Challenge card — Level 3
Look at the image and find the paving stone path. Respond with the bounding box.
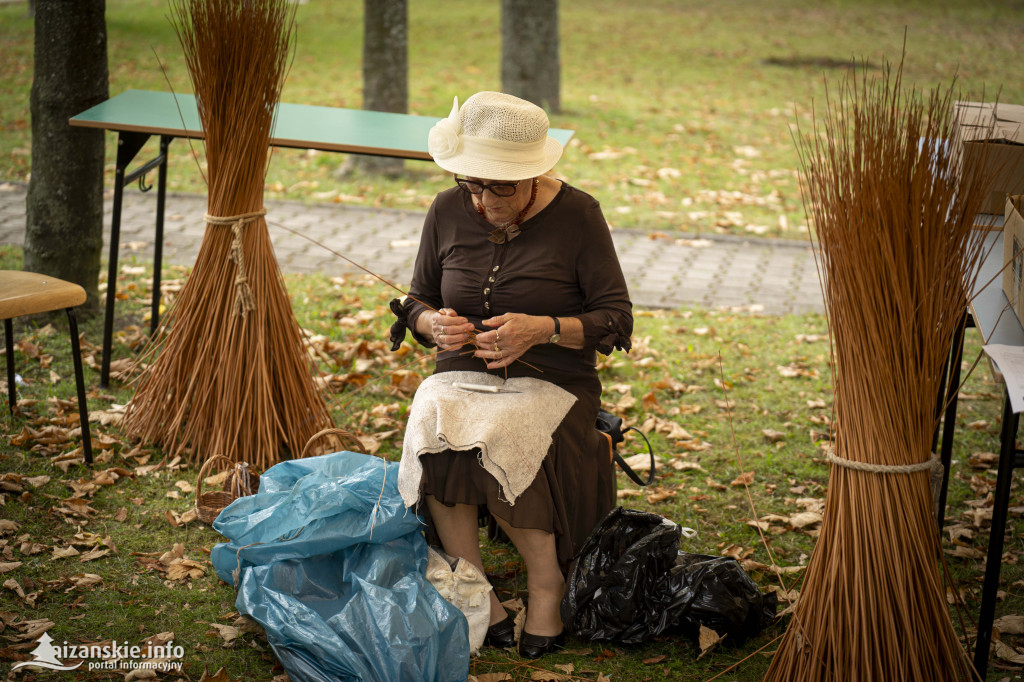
[0,182,823,315]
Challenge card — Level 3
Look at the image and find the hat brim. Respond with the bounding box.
[432,136,563,181]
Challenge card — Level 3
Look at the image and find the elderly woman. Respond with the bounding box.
[390,91,632,659]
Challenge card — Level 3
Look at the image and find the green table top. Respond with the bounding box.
[70,89,575,161]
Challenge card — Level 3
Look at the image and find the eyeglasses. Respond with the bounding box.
[454,176,521,198]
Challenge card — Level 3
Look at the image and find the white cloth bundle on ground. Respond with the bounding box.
[399,371,577,507]
[426,547,492,655]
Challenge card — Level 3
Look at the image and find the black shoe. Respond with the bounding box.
[484,615,516,648]
[518,630,565,659]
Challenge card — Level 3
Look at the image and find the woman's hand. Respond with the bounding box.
[474,313,552,369]
[429,308,475,351]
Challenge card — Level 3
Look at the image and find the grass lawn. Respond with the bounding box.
[4,0,1024,679]
[2,0,1024,239]
[1,243,1023,681]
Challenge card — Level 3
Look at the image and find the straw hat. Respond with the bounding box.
[427,91,563,181]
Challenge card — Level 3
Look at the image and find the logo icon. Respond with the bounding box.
[11,632,83,672]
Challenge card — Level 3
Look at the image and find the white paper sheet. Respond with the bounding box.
[983,344,1024,413]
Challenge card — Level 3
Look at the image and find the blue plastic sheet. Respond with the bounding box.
[211,451,469,682]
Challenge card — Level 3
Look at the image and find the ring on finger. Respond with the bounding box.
[495,343,501,354]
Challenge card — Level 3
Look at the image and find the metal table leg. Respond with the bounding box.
[973,393,1020,677]
[100,131,171,387]
[937,311,970,532]
[150,135,171,334]
[4,318,14,412]
[66,308,92,465]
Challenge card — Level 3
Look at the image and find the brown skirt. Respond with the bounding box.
[418,381,617,568]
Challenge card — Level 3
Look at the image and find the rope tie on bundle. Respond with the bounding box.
[827,448,941,475]
[204,208,267,317]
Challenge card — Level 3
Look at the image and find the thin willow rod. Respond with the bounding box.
[705,632,786,682]
[267,217,546,375]
[715,353,794,598]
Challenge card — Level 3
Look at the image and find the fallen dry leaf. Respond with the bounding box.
[0,561,22,573]
[3,577,25,598]
[968,451,999,469]
[620,453,654,472]
[643,654,668,664]
[165,508,200,528]
[65,573,103,592]
[946,545,986,560]
[54,497,98,518]
[705,477,727,491]
[641,391,660,411]
[720,544,753,561]
[789,512,823,529]
[995,614,1024,636]
[79,548,110,562]
[698,625,726,659]
[233,615,263,635]
[671,460,703,472]
[197,666,233,682]
[206,623,238,646]
[993,639,1024,665]
[11,617,54,640]
[731,471,755,487]
[166,559,206,581]
[646,487,677,504]
[160,543,186,565]
[19,541,47,556]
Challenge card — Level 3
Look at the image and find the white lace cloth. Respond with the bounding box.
[398,371,577,508]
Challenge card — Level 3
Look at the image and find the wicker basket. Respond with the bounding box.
[300,427,367,459]
[195,455,261,525]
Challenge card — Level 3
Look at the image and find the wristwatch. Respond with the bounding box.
[548,316,561,344]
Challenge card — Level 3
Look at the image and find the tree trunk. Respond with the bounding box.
[501,0,560,114]
[25,0,108,312]
[348,0,407,177]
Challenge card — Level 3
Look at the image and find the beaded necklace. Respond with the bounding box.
[479,178,540,244]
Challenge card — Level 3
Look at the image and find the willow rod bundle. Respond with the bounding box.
[763,60,991,681]
[123,0,332,469]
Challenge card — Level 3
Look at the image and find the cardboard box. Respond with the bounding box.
[954,101,1024,215]
[1002,196,1024,322]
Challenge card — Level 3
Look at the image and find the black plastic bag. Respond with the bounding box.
[662,552,778,642]
[561,508,777,645]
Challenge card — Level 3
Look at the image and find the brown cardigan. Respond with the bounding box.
[391,181,633,380]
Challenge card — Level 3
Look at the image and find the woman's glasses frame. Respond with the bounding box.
[453,175,521,198]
